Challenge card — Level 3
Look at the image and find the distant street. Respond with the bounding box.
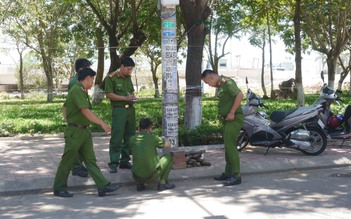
[1,166,350,219]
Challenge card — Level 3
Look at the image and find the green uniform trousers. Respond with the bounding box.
[109,107,136,168]
[133,154,173,184]
[72,155,85,171]
[223,113,243,177]
[53,127,109,191]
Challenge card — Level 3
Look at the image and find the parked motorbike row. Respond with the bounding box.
[237,77,351,156]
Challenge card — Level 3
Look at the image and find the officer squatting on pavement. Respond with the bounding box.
[129,118,175,192]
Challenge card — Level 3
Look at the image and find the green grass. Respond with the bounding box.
[1,92,351,145]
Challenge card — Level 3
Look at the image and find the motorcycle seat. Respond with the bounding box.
[270,108,298,123]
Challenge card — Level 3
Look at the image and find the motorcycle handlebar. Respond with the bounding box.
[337,97,343,102]
[261,103,269,109]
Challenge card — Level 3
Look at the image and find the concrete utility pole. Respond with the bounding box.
[160,0,179,148]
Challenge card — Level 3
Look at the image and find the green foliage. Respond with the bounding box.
[2,93,351,144]
[136,89,157,98]
[179,125,223,146]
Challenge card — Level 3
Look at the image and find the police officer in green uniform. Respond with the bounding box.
[201,69,243,186]
[53,68,119,197]
[62,58,92,178]
[129,118,175,191]
[68,58,92,90]
[104,57,137,173]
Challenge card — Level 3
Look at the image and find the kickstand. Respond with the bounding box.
[264,146,270,156]
[339,139,345,148]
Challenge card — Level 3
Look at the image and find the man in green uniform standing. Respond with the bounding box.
[63,58,92,178]
[53,68,119,197]
[104,57,137,173]
[129,118,175,191]
[68,58,92,90]
[201,69,243,186]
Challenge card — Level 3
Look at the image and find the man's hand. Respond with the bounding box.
[226,112,235,121]
[101,122,111,134]
[61,107,67,123]
[125,94,136,101]
[164,139,171,148]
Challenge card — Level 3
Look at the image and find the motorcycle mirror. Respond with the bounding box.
[245,77,249,90]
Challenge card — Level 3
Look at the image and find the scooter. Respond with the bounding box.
[311,73,351,147]
[237,78,327,155]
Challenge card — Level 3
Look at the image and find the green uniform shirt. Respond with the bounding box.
[63,74,77,108]
[129,131,165,179]
[104,71,134,107]
[68,74,78,91]
[64,83,92,126]
[217,75,243,116]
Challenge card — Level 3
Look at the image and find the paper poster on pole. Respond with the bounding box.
[166,120,178,136]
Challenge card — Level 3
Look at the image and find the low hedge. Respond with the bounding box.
[1,91,351,146]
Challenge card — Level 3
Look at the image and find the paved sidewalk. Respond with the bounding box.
[1,134,351,196]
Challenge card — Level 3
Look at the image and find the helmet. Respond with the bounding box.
[328,115,340,128]
[336,114,344,124]
[321,85,337,100]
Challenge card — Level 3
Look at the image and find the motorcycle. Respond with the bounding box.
[237,78,327,155]
[312,74,351,147]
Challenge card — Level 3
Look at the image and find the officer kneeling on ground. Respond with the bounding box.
[129,118,175,191]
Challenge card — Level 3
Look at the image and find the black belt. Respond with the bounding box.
[113,104,131,109]
[67,123,89,129]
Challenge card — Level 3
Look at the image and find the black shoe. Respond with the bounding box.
[98,183,120,197]
[223,176,241,186]
[157,182,175,191]
[119,162,132,169]
[136,183,145,192]
[109,166,117,173]
[81,166,88,173]
[72,167,88,178]
[53,190,73,198]
[214,173,231,181]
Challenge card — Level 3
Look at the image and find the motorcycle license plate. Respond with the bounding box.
[318,119,325,129]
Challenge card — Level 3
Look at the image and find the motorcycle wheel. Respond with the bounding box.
[237,129,249,151]
[300,126,327,156]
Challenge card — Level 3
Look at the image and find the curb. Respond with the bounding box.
[1,135,351,197]
[2,162,350,197]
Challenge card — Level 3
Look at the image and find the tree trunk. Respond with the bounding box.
[151,61,160,98]
[180,0,209,130]
[41,56,54,102]
[184,33,204,130]
[261,35,267,98]
[326,53,338,89]
[294,0,304,106]
[108,32,120,73]
[92,27,106,105]
[336,55,351,92]
[210,33,219,74]
[46,73,54,102]
[267,12,274,98]
[18,49,24,99]
[337,68,350,92]
[95,27,105,85]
